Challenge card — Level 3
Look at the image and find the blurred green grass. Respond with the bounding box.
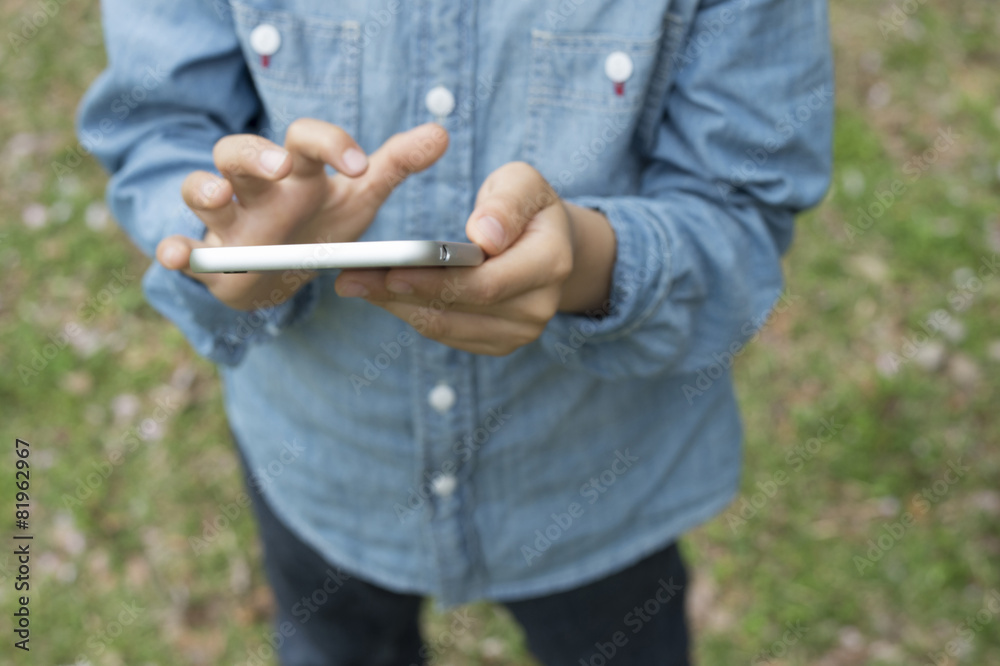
[1,0,998,664]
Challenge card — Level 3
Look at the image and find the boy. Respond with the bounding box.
[79,0,832,663]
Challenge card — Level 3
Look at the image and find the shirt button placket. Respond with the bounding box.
[427,382,460,501]
[409,0,482,606]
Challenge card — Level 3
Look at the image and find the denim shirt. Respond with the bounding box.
[79,0,832,606]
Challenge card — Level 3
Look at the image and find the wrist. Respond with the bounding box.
[216,270,316,311]
[558,201,617,314]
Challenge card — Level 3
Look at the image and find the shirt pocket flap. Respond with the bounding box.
[523,18,684,196]
[528,29,662,114]
[229,1,362,137]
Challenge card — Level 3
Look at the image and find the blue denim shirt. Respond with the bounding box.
[79,0,832,606]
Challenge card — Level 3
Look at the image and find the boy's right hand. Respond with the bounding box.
[156,120,449,311]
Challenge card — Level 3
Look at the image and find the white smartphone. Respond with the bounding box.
[189,240,485,273]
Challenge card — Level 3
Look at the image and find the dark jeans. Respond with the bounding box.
[239,449,690,666]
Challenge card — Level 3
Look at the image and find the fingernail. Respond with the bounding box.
[163,245,183,267]
[387,280,412,294]
[260,148,288,175]
[200,179,220,202]
[341,147,368,175]
[338,282,369,298]
[475,215,505,250]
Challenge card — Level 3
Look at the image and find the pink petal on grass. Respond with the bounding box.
[22,203,47,229]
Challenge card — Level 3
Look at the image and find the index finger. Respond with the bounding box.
[283,118,368,178]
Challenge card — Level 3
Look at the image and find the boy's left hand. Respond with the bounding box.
[334,161,616,356]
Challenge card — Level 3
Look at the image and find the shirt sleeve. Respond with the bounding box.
[538,0,833,379]
[76,0,318,366]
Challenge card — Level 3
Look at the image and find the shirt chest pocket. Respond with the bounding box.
[230,1,361,140]
[522,20,683,196]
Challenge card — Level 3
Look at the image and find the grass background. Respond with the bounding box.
[1,0,999,664]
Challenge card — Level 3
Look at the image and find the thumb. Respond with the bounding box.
[466,162,558,256]
[362,123,449,202]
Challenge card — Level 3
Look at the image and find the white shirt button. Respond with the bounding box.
[431,473,458,497]
[604,51,634,83]
[250,24,282,57]
[427,383,457,413]
[425,85,456,118]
